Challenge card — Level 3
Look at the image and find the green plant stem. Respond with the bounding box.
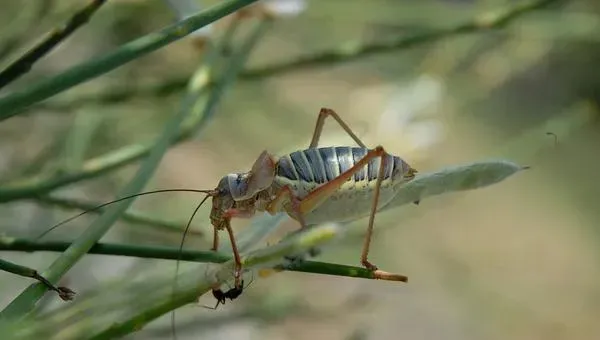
[0,259,74,301]
[242,0,562,76]
[0,238,388,281]
[0,0,108,90]
[37,0,563,110]
[0,1,54,61]
[0,0,259,121]
[34,195,205,237]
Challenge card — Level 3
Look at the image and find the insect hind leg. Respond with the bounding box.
[309,108,367,148]
[294,146,407,281]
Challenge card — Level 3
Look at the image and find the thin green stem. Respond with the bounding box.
[0,259,74,301]
[0,0,108,90]
[239,0,563,76]
[0,0,259,121]
[0,1,54,61]
[0,237,386,281]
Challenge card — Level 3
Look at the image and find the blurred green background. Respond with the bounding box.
[1,0,600,339]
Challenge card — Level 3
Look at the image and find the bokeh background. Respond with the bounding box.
[1,0,600,339]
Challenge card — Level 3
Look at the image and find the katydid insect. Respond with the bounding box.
[196,107,418,289]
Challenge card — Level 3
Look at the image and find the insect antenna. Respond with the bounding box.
[35,188,215,240]
[171,193,213,340]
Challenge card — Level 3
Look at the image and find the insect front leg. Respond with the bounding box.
[221,209,255,288]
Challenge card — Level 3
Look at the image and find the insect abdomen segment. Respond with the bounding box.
[276,146,407,184]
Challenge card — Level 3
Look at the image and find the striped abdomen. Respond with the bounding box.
[273,146,415,224]
[276,146,410,185]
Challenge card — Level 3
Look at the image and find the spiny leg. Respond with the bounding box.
[297,146,406,281]
[310,108,367,148]
[361,147,387,271]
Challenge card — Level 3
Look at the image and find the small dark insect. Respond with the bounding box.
[203,279,250,310]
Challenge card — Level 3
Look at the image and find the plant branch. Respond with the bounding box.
[0,0,108,90]
[244,0,563,76]
[0,237,397,282]
[37,0,563,110]
[0,259,74,301]
[0,0,259,121]
[0,1,55,62]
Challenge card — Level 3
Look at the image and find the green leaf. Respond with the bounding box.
[384,160,528,210]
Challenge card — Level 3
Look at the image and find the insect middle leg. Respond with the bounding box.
[220,209,254,288]
[266,185,321,258]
